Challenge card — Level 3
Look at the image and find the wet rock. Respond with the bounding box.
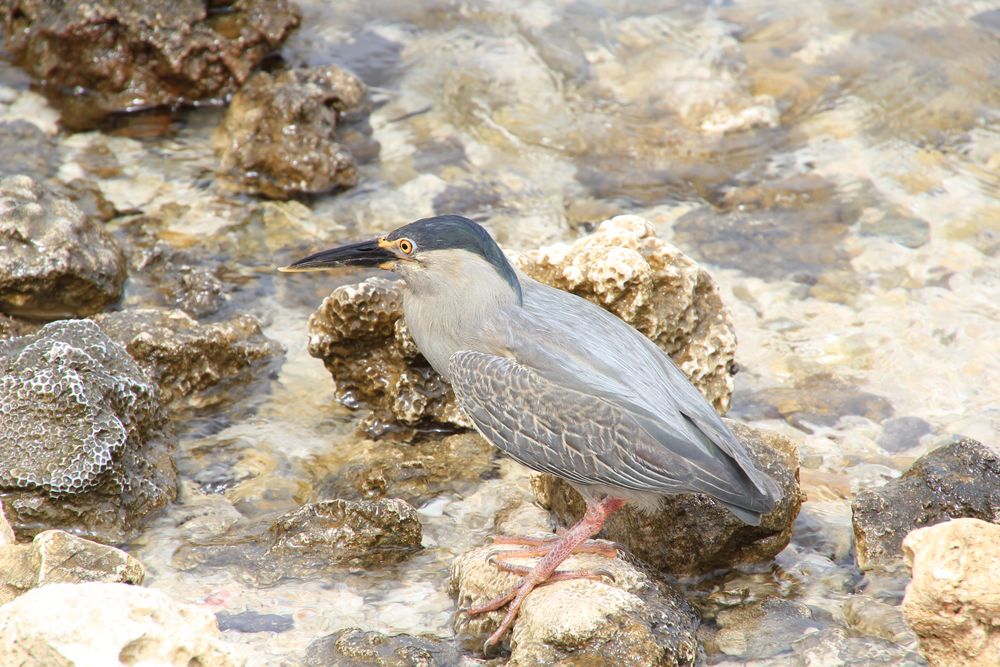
[842,596,916,646]
[0,530,144,604]
[902,518,1000,666]
[0,121,59,180]
[0,582,245,666]
[268,498,422,569]
[0,313,38,340]
[214,65,366,198]
[215,610,294,634]
[130,242,229,318]
[533,421,803,576]
[0,175,126,319]
[0,320,177,543]
[851,439,1000,570]
[450,537,700,664]
[792,627,925,666]
[176,498,423,584]
[315,432,497,506]
[307,215,737,436]
[303,628,460,666]
[517,215,736,413]
[860,213,931,249]
[877,416,934,453]
[704,598,821,659]
[91,308,284,410]
[739,372,894,432]
[0,0,301,128]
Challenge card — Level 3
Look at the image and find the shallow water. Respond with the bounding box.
[3,0,999,664]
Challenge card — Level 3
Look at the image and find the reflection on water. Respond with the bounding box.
[2,0,998,663]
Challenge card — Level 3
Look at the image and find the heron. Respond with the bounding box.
[281,215,780,649]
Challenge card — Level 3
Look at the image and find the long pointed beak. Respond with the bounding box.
[278,238,397,272]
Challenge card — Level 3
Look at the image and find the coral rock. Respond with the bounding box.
[304,628,460,666]
[902,518,1000,666]
[0,175,126,319]
[0,320,177,543]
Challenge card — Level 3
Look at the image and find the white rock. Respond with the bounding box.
[0,582,245,667]
[0,500,13,546]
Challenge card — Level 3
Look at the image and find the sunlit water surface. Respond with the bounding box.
[2,0,998,664]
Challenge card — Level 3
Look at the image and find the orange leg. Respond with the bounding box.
[464,496,627,651]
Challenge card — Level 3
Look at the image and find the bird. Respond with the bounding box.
[281,215,780,649]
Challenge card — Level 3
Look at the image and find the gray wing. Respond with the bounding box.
[448,349,775,516]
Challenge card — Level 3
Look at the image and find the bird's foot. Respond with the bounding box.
[490,535,619,559]
[465,577,539,651]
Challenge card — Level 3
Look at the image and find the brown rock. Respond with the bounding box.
[0,0,301,129]
[214,65,366,198]
[902,518,1000,666]
[0,530,144,604]
[0,175,126,319]
[304,628,460,667]
[533,421,803,576]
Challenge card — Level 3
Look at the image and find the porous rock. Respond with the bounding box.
[0,175,126,319]
[0,0,301,126]
[0,529,144,604]
[307,216,736,437]
[130,242,229,319]
[0,320,177,543]
[0,582,245,666]
[315,431,497,506]
[214,65,366,198]
[92,308,284,409]
[304,627,460,667]
[902,518,1000,666]
[703,598,821,659]
[533,420,802,576]
[851,438,1000,570]
[450,535,699,664]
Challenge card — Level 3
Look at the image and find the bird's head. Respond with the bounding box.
[280,215,523,304]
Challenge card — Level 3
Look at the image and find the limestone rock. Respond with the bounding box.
[304,628,460,666]
[0,320,178,543]
[92,308,284,410]
[533,420,802,576]
[852,438,1000,570]
[130,242,229,318]
[0,0,301,129]
[0,529,144,604]
[450,537,699,665]
[315,431,497,506]
[0,582,245,666]
[306,216,737,437]
[705,598,821,659]
[214,65,366,198]
[902,518,1000,666]
[0,175,126,319]
[0,500,13,546]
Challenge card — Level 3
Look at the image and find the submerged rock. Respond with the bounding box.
[0,320,177,543]
[130,242,229,319]
[0,530,144,604]
[0,175,126,319]
[851,438,1000,570]
[533,421,802,576]
[0,582,245,666]
[214,65,366,198]
[705,598,821,659]
[0,0,301,127]
[304,628,460,666]
[92,308,284,410]
[175,498,422,585]
[314,431,497,506]
[450,530,700,664]
[902,518,1000,667]
[306,216,737,437]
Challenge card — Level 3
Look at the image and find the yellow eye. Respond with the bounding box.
[398,238,414,254]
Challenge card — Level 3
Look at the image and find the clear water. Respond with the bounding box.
[2,0,998,664]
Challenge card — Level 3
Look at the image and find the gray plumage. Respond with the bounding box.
[284,215,780,524]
